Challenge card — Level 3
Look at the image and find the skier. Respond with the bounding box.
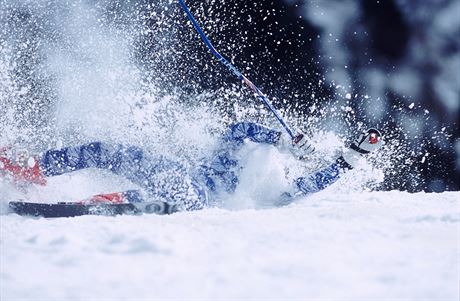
[0,122,382,212]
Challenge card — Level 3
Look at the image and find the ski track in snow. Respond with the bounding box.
[1,189,459,300]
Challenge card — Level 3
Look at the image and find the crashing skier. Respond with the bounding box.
[1,1,383,217]
[1,122,383,215]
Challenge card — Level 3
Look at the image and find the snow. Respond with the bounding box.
[1,190,459,300]
[0,1,458,299]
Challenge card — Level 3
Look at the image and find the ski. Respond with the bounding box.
[8,200,178,218]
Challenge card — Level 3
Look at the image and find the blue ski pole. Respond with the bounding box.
[178,0,302,142]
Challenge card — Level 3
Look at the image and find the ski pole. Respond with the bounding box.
[177,0,301,141]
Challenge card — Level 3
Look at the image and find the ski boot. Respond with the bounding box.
[77,190,179,215]
[278,131,315,161]
[0,147,47,186]
[78,190,145,205]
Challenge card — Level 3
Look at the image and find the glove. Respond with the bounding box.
[290,133,315,160]
[342,128,383,168]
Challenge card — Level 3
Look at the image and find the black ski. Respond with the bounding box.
[8,200,178,218]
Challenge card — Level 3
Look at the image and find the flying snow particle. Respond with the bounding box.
[421,153,429,163]
[345,93,352,99]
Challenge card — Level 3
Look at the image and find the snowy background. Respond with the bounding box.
[0,0,459,300]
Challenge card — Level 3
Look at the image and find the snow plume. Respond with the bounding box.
[0,45,21,146]
[0,0,221,200]
[44,1,141,144]
[0,0,220,155]
[0,0,397,206]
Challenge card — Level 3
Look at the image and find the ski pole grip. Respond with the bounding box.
[293,133,304,144]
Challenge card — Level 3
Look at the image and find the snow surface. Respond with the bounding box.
[1,189,459,300]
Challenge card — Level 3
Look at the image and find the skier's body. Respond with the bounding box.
[0,122,382,211]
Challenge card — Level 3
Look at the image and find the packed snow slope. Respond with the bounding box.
[1,190,458,300]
